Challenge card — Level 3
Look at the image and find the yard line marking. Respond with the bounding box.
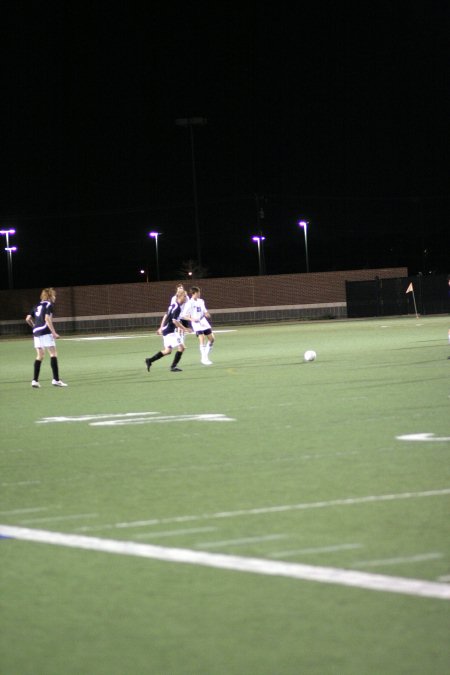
[19,513,98,524]
[91,414,235,426]
[438,575,450,582]
[1,525,449,601]
[0,507,48,515]
[196,534,287,549]
[351,553,443,568]
[270,543,363,558]
[1,481,41,487]
[36,412,236,426]
[135,527,217,540]
[396,433,450,442]
[75,488,450,533]
[37,412,159,424]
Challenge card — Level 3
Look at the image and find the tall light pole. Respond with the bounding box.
[298,221,310,272]
[0,228,16,289]
[148,231,161,281]
[175,117,207,268]
[252,235,266,275]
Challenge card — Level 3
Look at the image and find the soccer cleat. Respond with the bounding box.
[145,358,152,372]
[170,366,182,372]
[201,359,213,365]
[52,379,68,387]
[31,380,41,388]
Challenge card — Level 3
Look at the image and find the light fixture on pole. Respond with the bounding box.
[175,117,207,267]
[252,235,266,275]
[140,269,149,283]
[298,220,310,272]
[148,231,161,281]
[0,228,16,289]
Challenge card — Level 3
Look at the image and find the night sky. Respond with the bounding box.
[1,3,449,289]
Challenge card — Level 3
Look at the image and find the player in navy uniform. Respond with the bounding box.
[25,287,68,388]
[145,289,188,373]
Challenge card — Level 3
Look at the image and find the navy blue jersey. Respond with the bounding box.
[162,302,182,337]
[30,301,54,336]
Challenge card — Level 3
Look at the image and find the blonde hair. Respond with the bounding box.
[40,287,56,301]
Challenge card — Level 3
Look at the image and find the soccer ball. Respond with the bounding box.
[304,350,317,362]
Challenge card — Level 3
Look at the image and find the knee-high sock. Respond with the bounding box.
[34,359,42,381]
[50,356,59,380]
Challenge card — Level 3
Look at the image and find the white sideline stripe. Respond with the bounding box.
[1,525,449,601]
[396,433,450,442]
[135,527,217,540]
[352,553,443,568]
[196,534,287,549]
[65,329,236,341]
[75,488,450,533]
[0,507,48,515]
[270,543,363,558]
[19,513,98,525]
[1,481,41,487]
[36,412,236,426]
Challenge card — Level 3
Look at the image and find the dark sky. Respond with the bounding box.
[1,3,449,289]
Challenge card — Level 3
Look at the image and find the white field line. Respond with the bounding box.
[19,513,98,524]
[36,412,236,426]
[64,330,236,342]
[0,507,48,516]
[196,534,288,549]
[1,525,449,601]
[75,488,450,533]
[134,527,217,540]
[270,543,363,558]
[1,481,41,487]
[351,553,443,568]
[396,433,450,442]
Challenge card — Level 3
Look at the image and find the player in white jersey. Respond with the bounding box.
[186,286,215,365]
[158,284,191,335]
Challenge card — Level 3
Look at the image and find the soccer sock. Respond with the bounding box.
[171,351,182,368]
[50,356,59,380]
[149,351,164,363]
[34,360,42,381]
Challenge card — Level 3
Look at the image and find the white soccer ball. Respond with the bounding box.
[304,350,317,362]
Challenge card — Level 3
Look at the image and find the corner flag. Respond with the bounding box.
[406,282,414,294]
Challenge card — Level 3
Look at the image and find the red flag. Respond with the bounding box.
[406,282,413,294]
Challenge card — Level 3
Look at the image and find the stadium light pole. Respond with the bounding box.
[148,231,161,281]
[298,220,310,272]
[0,228,16,289]
[175,117,207,268]
[252,235,266,275]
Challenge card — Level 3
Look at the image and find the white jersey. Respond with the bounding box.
[188,298,211,332]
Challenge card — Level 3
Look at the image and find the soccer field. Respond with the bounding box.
[1,316,449,674]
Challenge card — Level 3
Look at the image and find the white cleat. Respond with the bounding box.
[201,359,213,365]
[31,380,41,388]
[52,379,68,387]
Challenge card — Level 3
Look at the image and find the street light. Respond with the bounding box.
[175,117,207,267]
[0,228,16,289]
[140,269,149,283]
[252,235,266,275]
[148,231,161,281]
[298,220,310,272]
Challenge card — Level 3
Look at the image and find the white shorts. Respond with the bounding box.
[163,331,184,350]
[191,317,211,333]
[34,333,56,349]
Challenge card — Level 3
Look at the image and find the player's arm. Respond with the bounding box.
[157,313,168,335]
[45,313,60,339]
[25,314,34,328]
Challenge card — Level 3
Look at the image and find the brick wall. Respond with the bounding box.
[0,267,407,335]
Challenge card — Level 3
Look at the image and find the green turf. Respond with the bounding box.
[1,316,449,674]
